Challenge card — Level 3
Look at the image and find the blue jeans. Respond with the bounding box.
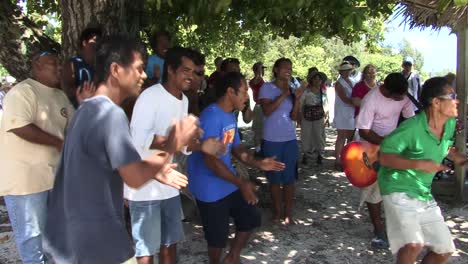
[4,191,48,264]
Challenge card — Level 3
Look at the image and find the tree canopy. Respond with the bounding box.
[0,0,400,80]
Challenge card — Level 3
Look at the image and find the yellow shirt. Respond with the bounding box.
[0,78,74,195]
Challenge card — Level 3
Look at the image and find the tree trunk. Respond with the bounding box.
[0,0,146,80]
[60,0,146,59]
[0,0,61,80]
[455,22,467,202]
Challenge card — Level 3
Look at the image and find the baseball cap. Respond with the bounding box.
[402,56,414,65]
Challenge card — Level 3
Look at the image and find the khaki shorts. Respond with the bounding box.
[382,193,456,255]
[122,257,137,264]
[359,181,382,207]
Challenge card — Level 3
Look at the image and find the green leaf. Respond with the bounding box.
[437,0,452,13]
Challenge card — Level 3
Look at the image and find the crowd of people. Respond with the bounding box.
[0,27,463,264]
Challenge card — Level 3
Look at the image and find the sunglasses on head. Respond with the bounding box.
[437,93,457,100]
[39,51,53,57]
[32,51,57,63]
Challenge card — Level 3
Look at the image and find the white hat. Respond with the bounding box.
[403,56,414,64]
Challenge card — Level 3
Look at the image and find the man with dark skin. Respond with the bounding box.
[127,47,225,264]
[220,58,253,123]
[356,73,414,249]
[44,36,198,264]
[145,30,171,87]
[0,51,74,263]
[185,49,206,116]
[62,27,102,108]
[188,72,285,264]
[207,56,223,90]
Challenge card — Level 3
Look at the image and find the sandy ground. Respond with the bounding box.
[1,126,467,264]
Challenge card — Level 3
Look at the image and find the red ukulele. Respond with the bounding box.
[341,141,380,188]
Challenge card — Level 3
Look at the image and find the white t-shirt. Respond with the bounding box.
[124,83,188,201]
[406,72,421,101]
[355,87,414,137]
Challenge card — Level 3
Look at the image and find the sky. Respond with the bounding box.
[383,13,457,74]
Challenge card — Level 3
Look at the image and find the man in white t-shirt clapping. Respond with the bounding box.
[125,47,225,264]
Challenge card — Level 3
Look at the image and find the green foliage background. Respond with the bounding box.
[0,0,449,83]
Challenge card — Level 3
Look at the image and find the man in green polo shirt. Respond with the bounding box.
[378,77,465,264]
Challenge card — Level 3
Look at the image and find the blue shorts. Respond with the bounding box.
[128,196,184,257]
[262,139,299,185]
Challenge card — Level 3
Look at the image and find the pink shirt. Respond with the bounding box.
[356,87,414,137]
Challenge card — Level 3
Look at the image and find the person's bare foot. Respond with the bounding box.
[334,162,343,172]
[271,215,282,225]
[283,216,296,225]
[223,252,240,264]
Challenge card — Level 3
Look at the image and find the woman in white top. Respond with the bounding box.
[332,61,355,170]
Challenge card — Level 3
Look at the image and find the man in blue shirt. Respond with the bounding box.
[188,72,285,264]
[62,27,102,108]
[145,30,171,87]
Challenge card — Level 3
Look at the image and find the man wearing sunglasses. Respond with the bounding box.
[185,50,206,117]
[379,77,460,263]
[0,51,74,263]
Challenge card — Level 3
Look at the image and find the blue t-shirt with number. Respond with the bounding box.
[187,103,241,202]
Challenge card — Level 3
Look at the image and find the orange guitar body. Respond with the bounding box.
[341,141,380,188]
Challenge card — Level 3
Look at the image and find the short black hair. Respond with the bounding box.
[94,35,146,85]
[215,71,245,99]
[220,58,240,72]
[383,73,408,96]
[273,58,292,78]
[154,30,171,41]
[420,77,450,109]
[189,48,205,66]
[79,27,102,47]
[162,46,198,83]
[308,67,318,73]
[150,30,171,51]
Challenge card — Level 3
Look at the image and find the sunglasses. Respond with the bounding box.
[437,93,457,100]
